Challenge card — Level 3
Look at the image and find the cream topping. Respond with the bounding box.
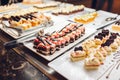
[85,57,100,66]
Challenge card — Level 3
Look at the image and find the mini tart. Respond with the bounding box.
[70,50,86,61]
[110,42,118,52]
[84,57,101,69]
[94,51,105,64]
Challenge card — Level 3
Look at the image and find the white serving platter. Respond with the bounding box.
[48,30,120,80]
[24,26,96,61]
[51,7,95,20]
[69,10,119,30]
[0,22,53,39]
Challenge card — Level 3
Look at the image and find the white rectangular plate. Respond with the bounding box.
[69,10,118,29]
[51,7,95,20]
[0,23,52,39]
[24,27,96,61]
[48,29,120,80]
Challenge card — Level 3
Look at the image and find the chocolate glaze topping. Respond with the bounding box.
[74,46,83,51]
[101,39,114,47]
[98,33,106,37]
[102,29,109,36]
[94,35,103,40]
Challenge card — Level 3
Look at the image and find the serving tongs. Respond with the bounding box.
[1,20,23,36]
[3,28,46,49]
[4,35,37,49]
[97,15,119,30]
[105,15,119,22]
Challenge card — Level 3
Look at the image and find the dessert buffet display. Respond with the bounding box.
[0,1,120,80]
[74,11,98,24]
[24,23,96,61]
[52,5,85,15]
[1,8,52,30]
[48,29,120,80]
[0,8,53,39]
[70,29,120,69]
[111,20,120,31]
[0,4,20,13]
[33,23,85,55]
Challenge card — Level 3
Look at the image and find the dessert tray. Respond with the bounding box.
[24,23,96,61]
[52,7,95,20]
[0,22,53,39]
[69,10,119,29]
[0,8,53,39]
[0,4,20,14]
[48,29,120,80]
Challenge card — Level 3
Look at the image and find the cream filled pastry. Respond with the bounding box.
[110,41,118,51]
[82,40,96,48]
[94,51,105,64]
[102,46,112,55]
[98,47,108,57]
[84,57,101,69]
[70,46,86,61]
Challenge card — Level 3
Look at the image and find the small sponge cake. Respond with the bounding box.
[84,57,101,69]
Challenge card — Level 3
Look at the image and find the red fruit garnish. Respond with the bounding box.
[34,39,40,45]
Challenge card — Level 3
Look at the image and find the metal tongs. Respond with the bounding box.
[3,29,45,49]
[105,15,119,22]
[1,20,23,36]
[97,15,119,30]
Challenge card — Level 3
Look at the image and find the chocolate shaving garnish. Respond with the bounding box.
[59,23,71,32]
[10,16,19,22]
[15,16,21,22]
[37,36,46,45]
[45,40,52,45]
[20,15,28,20]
